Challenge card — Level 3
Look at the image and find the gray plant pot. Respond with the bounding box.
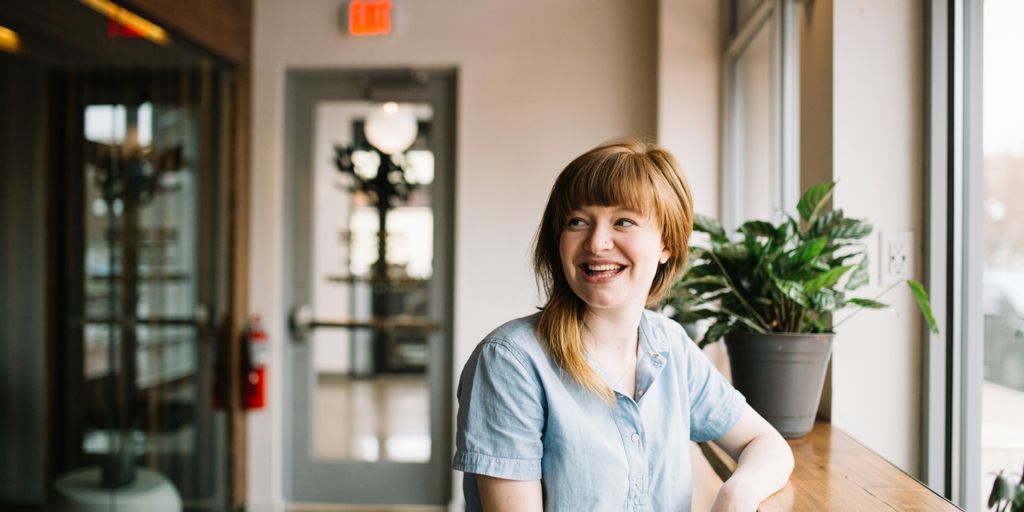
[723,331,834,438]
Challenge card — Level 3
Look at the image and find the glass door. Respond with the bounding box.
[285,70,455,505]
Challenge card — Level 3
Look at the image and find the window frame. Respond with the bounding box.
[720,0,800,230]
[923,0,984,507]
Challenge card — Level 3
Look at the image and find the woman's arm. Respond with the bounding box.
[476,475,543,512]
[710,405,794,512]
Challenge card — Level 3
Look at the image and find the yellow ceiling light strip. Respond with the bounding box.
[79,0,169,45]
[0,26,20,54]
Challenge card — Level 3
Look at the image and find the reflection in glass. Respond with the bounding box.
[311,101,435,463]
[77,77,219,507]
[981,1,1024,509]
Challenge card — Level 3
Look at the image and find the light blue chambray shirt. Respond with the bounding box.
[452,309,746,511]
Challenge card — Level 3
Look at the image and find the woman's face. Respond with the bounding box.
[558,204,670,317]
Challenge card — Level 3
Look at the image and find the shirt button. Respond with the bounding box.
[630,432,640,442]
[637,388,645,397]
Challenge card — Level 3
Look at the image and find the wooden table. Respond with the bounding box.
[700,421,963,511]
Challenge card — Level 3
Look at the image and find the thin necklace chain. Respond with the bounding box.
[612,343,639,386]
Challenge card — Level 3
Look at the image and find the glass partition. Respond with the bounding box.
[0,1,233,509]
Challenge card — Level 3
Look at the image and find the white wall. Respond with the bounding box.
[830,0,925,476]
[249,0,666,508]
[658,0,722,218]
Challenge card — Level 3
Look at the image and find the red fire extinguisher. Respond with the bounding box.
[243,314,269,409]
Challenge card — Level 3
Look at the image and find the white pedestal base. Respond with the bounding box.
[54,467,182,512]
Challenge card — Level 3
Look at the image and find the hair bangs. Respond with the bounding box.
[555,152,662,224]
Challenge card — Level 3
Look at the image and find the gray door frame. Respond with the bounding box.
[282,68,456,505]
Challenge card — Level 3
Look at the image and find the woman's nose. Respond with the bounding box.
[585,225,613,253]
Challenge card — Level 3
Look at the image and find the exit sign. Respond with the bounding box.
[349,0,392,37]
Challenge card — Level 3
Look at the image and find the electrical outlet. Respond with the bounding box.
[879,229,913,286]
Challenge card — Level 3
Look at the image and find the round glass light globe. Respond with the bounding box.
[364,102,417,155]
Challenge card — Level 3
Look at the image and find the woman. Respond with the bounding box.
[453,139,793,511]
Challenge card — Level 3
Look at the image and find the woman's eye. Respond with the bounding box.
[567,218,586,228]
[616,218,637,227]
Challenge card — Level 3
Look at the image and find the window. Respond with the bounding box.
[721,0,799,229]
[927,0,1024,508]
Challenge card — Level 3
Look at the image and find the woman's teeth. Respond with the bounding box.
[585,263,624,276]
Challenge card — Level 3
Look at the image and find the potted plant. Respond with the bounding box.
[989,464,1024,512]
[666,181,939,438]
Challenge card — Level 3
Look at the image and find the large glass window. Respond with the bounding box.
[934,0,1024,507]
[722,0,798,229]
[979,0,1024,509]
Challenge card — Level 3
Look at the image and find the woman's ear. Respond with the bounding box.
[659,248,670,265]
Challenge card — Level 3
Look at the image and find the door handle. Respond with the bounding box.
[288,303,439,342]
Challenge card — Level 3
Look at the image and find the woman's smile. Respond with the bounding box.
[579,260,628,282]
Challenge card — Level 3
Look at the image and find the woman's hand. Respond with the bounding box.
[710,478,764,512]
[710,405,795,511]
[476,474,543,512]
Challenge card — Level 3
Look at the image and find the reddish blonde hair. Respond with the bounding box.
[533,139,694,402]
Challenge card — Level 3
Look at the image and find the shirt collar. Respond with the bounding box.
[639,309,671,358]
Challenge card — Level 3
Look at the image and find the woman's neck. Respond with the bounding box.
[581,307,643,358]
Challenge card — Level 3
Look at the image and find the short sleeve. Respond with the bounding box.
[681,333,746,442]
[452,340,546,480]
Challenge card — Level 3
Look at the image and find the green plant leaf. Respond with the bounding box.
[797,181,835,224]
[777,215,799,243]
[683,261,718,278]
[694,214,727,242]
[714,242,751,263]
[809,290,838,312]
[675,307,721,324]
[772,277,808,307]
[808,209,843,238]
[846,256,870,290]
[829,251,862,267]
[832,218,874,240]
[679,275,729,286]
[688,245,713,262]
[804,265,853,293]
[677,275,730,295]
[1012,483,1024,511]
[740,220,777,239]
[788,237,828,268]
[703,318,734,345]
[743,234,766,259]
[847,297,888,309]
[990,472,1013,508]
[907,279,940,336]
